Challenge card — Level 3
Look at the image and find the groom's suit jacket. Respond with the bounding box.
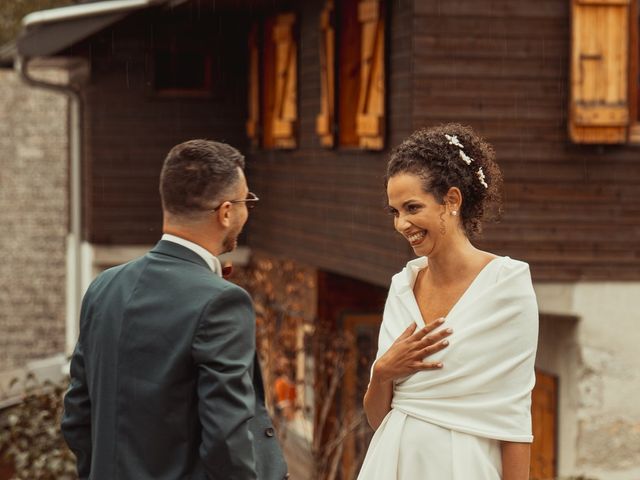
[61,240,288,480]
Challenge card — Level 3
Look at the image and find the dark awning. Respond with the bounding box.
[16,0,177,58]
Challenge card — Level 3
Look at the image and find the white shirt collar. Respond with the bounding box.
[161,233,222,277]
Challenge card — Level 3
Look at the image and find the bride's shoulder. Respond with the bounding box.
[390,256,427,289]
[497,256,530,272]
[495,256,534,288]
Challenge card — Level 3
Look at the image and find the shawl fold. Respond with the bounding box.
[374,256,538,443]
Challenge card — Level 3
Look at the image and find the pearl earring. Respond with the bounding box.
[451,211,458,216]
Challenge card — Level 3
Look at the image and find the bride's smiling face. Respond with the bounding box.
[386,173,449,257]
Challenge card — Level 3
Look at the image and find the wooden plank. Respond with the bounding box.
[356,0,385,150]
[338,0,362,147]
[271,13,298,149]
[262,16,277,148]
[316,0,335,147]
[413,35,567,61]
[577,0,630,5]
[412,16,567,38]
[413,57,565,80]
[414,0,567,18]
[246,23,260,144]
[573,104,628,126]
[531,370,557,480]
[356,113,383,136]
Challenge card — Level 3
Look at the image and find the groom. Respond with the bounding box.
[61,140,288,479]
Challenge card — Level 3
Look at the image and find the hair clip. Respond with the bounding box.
[459,150,474,165]
[445,134,464,149]
[476,167,488,188]
[445,133,488,188]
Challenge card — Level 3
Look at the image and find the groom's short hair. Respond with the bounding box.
[159,139,245,218]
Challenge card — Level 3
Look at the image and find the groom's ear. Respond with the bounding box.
[215,202,232,228]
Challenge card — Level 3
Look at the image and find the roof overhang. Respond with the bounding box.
[16,0,180,58]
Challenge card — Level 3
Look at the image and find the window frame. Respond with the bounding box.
[628,0,640,142]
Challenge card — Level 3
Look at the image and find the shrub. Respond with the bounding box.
[0,376,76,479]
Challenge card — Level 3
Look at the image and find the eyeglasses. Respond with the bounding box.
[211,191,260,212]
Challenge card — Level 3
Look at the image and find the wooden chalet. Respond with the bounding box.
[14,0,640,478]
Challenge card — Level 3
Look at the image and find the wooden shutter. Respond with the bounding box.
[316,0,336,147]
[271,13,297,149]
[570,0,631,143]
[246,23,260,146]
[356,0,385,150]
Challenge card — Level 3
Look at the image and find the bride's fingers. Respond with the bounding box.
[424,317,446,332]
[419,339,449,358]
[410,317,446,341]
[415,361,443,370]
[418,327,453,347]
[397,322,418,342]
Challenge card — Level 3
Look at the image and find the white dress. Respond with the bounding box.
[357,256,538,480]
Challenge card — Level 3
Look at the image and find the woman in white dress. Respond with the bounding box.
[359,124,538,480]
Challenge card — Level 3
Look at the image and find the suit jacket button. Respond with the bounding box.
[283,474,290,479]
[264,427,275,437]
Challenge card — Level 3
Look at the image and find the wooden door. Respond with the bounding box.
[341,313,381,480]
[530,369,558,479]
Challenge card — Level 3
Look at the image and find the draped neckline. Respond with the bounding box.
[398,256,505,328]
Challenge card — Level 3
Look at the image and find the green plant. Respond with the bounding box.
[0,376,76,480]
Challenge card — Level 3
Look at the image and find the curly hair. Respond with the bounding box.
[385,124,503,237]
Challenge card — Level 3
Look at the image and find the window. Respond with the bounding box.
[246,13,298,149]
[154,21,214,96]
[569,0,639,143]
[316,0,386,150]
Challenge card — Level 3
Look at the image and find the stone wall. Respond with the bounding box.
[536,282,640,480]
[0,67,68,373]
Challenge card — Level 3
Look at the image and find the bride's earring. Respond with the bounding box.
[451,210,458,216]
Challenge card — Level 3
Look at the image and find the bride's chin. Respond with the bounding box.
[413,239,438,257]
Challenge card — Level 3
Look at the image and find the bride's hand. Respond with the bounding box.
[373,319,452,384]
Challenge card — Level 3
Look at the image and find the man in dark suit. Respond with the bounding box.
[61,140,288,479]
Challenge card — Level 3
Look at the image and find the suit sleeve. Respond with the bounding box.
[61,296,93,479]
[192,285,258,480]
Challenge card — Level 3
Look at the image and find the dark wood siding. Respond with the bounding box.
[412,0,640,281]
[79,9,249,244]
[246,0,415,288]
[77,0,639,284]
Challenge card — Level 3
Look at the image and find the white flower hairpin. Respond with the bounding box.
[459,150,473,165]
[445,134,464,149]
[444,133,488,188]
[476,167,488,189]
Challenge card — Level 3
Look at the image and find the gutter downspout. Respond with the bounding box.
[15,56,84,357]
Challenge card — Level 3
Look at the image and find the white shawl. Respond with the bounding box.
[374,256,538,443]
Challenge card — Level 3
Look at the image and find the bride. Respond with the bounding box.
[358,124,538,480]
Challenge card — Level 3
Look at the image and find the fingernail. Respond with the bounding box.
[437,362,443,368]
[438,318,445,323]
[446,328,453,334]
[442,340,449,346]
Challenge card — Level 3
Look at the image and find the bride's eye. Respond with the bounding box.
[406,204,421,214]
[385,206,399,217]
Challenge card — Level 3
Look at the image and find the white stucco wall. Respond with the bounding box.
[535,282,640,480]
